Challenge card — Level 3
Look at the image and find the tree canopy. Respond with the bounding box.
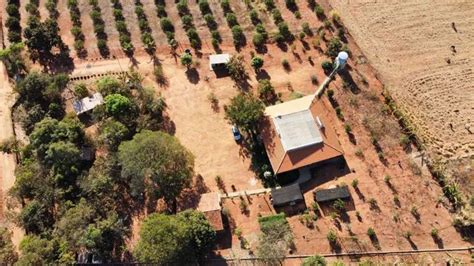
[105,94,133,117]
[118,130,194,205]
[133,210,215,264]
[224,93,264,136]
[23,17,61,59]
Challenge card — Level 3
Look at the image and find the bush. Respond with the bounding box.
[181,15,193,29]
[203,14,216,27]
[231,25,245,46]
[351,178,358,188]
[272,9,283,24]
[430,228,439,238]
[281,59,290,70]
[310,75,318,84]
[333,199,345,212]
[251,56,264,71]
[73,83,88,98]
[253,32,265,47]
[264,0,275,10]
[321,61,333,73]
[250,9,259,25]
[226,13,238,27]
[258,79,276,105]
[198,0,211,14]
[220,0,231,13]
[160,17,174,32]
[314,4,325,18]
[302,255,326,266]
[327,230,337,243]
[180,53,193,68]
[176,0,189,15]
[302,22,312,35]
[327,37,342,58]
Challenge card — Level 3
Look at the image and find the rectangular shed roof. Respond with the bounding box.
[73,92,104,115]
[314,186,350,203]
[271,183,304,207]
[209,54,230,70]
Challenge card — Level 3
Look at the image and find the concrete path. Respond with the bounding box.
[220,188,271,199]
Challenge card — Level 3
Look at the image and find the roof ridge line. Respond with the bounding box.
[275,152,288,174]
[323,141,344,155]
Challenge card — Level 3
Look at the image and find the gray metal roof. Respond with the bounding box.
[314,186,350,203]
[273,109,323,152]
[73,92,104,115]
[271,183,304,207]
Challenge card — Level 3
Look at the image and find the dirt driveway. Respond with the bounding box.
[0,62,24,249]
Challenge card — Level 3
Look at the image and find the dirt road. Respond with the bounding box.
[0,62,24,249]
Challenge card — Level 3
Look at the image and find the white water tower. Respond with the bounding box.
[335,51,349,70]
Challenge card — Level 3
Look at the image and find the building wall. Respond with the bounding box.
[274,201,307,216]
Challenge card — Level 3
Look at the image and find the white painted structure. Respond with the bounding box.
[73,92,104,115]
[209,54,230,70]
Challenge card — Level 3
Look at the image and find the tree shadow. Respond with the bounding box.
[339,69,361,94]
[355,187,365,201]
[407,238,418,250]
[348,132,357,144]
[369,234,381,250]
[256,69,271,80]
[185,68,200,84]
[433,236,444,248]
[160,114,176,135]
[255,44,268,54]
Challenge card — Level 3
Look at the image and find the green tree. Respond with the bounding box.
[302,254,327,266]
[80,211,127,261]
[257,79,277,105]
[180,53,193,68]
[15,71,51,106]
[17,235,59,265]
[251,56,264,72]
[104,94,132,117]
[23,17,62,59]
[226,55,248,81]
[118,130,194,206]
[0,42,26,78]
[0,228,18,264]
[45,141,81,186]
[99,119,129,150]
[18,200,54,234]
[224,93,264,136]
[96,76,126,96]
[133,211,215,264]
[54,199,95,255]
[326,37,342,58]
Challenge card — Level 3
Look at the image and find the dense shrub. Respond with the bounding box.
[226,13,238,27]
[5,2,22,43]
[88,0,108,56]
[249,9,260,25]
[135,0,155,53]
[231,25,245,47]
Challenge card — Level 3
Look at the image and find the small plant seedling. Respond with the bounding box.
[327,230,337,243]
[367,227,376,237]
[411,206,419,217]
[393,195,400,206]
[384,174,391,184]
[403,231,412,239]
[351,178,359,188]
[344,124,352,134]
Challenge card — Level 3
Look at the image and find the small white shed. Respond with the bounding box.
[73,92,104,115]
[209,54,230,71]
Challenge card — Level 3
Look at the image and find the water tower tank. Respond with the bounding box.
[336,51,349,69]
